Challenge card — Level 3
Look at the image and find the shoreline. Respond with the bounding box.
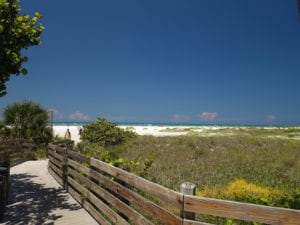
[52,121,300,127]
[52,125,300,145]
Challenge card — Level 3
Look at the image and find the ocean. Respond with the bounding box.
[52,121,289,127]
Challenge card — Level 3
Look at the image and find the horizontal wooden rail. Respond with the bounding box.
[48,142,300,225]
[184,195,300,225]
[90,158,183,209]
[0,140,36,166]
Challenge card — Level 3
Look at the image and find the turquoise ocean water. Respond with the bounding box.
[53,121,237,127]
[52,121,286,127]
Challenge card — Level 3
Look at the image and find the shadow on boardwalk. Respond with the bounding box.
[1,173,81,225]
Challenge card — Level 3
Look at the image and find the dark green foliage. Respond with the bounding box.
[0,120,10,138]
[0,0,44,96]
[80,117,136,147]
[2,101,52,144]
[77,142,116,161]
[32,146,48,159]
[76,118,140,171]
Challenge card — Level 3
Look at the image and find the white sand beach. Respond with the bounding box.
[53,125,300,145]
[53,125,83,144]
[52,125,232,145]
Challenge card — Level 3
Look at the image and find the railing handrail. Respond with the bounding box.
[0,140,36,166]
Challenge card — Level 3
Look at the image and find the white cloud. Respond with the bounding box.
[199,112,218,121]
[171,114,191,122]
[266,115,276,123]
[69,111,89,121]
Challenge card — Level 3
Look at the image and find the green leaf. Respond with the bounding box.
[0,0,44,96]
[16,17,23,22]
[34,12,42,19]
[22,56,28,62]
[260,197,268,203]
[21,68,28,75]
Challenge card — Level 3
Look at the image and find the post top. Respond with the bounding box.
[180,182,196,189]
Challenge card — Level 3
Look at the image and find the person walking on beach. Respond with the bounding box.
[77,126,83,136]
[64,128,71,140]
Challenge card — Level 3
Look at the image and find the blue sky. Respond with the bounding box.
[1,0,300,125]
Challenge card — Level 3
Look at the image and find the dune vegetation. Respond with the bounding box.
[117,132,300,210]
[115,131,300,224]
[72,121,300,225]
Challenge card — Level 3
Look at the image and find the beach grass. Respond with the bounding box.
[160,126,300,139]
[119,132,300,198]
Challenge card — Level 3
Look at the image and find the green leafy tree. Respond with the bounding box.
[3,101,52,144]
[0,0,44,96]
[80,117,136,147]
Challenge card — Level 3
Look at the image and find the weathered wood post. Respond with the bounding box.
[180,182,196,220]
[63,146,68,190]
[0,178,4,221]
[0,161,10,221]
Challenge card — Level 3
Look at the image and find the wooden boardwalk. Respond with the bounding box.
[1,160,98,225]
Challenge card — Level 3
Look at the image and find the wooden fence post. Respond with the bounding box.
[0,162,10,221]
[63,146,68,190]
[180,182,196,220]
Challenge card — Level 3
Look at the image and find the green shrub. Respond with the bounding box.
[2,101,52,144]
[76,118,138,171]
[32,146,48,160]
[77,141,112,160]
[80,117,136,147]
[52,135,65,142]
[77,141,144,172]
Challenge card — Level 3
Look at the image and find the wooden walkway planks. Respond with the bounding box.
[0,160,98,225]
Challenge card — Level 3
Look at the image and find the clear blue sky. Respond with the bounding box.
[1,0,300,125]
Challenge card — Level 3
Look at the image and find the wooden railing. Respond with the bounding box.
[0,140,36,166]
[0,140,36,220]
[48,142,300,225]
